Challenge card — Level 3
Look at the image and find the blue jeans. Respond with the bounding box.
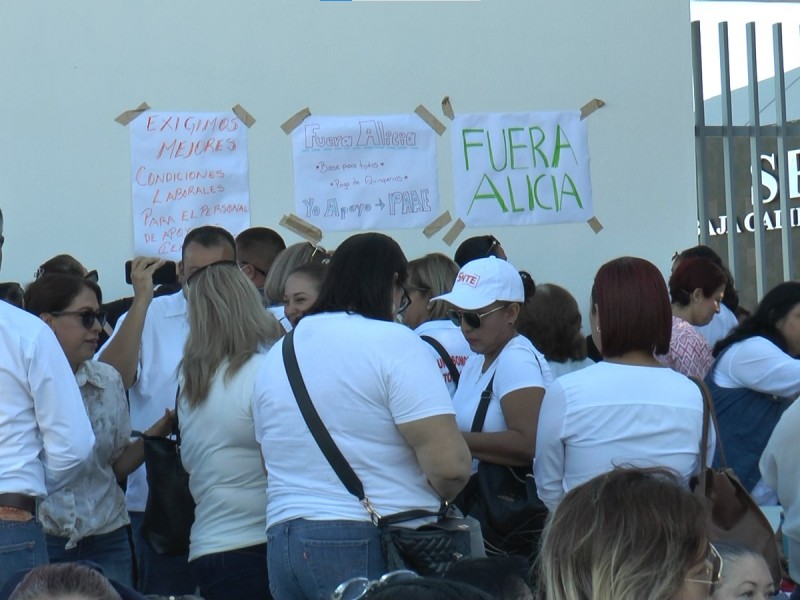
[0,518,48,592]
[192,542,271,600]
[267,519,386,600]
[46,526,133,588]
[129,511,196,595]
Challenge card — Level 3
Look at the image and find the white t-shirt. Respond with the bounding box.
[712,336,800,399]
[696,304,738,348]
[178,355,268,561]
[452,335,552,435]
[253,312,455,528]
[534,361,714,512]
[414,320,473,398]
[105,291,189,512]
[761,400,800,580]
[547,358,595,380]
[0,301,94,496]
[268,305,291,332]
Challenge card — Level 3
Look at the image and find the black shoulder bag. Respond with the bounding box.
[141,388,196,556]
[282,330,478,576]
[420,335,460,387]
[457,375,548,558]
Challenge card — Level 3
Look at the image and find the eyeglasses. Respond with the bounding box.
[484,236,501,257]
[448,305,505,329]
[49,309,107,330]
[685,542,723,591]
[396,288,412,315]
[238,261,267,278]
[331,570,420,600]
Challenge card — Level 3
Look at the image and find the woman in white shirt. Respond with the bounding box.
[25,274,172,588]
[707,281,800,496]
[177,261,281,600]
[253,233,472,600]
[433,257,552,555]
[534,257,711,512]
[401,253,473,397]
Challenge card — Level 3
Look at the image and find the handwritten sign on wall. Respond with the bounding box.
[292,115,439,231]
[130,111,250,258]
[451,111,593,227]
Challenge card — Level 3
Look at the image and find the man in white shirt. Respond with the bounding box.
[98,225,236,595]
[0,207,95,590]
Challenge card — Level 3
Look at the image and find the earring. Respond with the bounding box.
[595,326,601,332]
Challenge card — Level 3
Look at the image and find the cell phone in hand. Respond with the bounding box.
[124,260,178,286]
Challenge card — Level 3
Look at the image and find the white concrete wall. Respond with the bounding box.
[0,0,698,317]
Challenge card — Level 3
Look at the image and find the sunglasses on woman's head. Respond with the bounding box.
[447,305,504,329]
[49,309,107,330]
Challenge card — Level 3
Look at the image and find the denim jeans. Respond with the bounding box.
[267,519,386,600]
[0,518,48,592]
[192,542,271,600]
[128,511,196,595]
[46,526,133,588]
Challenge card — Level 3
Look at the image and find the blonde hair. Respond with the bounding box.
[535,467,708,600]
[263,242,328,306]
[181,262,281,407]
[407,253,460,322]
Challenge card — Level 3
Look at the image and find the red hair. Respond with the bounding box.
[591,257,671,357]
[668,257,726,306]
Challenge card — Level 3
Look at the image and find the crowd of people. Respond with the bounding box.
[1,206,799,600]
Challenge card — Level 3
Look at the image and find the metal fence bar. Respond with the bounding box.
[701,125,800,136]
[773,22,794,281]
[747,22,767,298]
[692,21,710,245]
[719,22,740,285]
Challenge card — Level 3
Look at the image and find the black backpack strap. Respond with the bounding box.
[470,375,495,433]
[420,335,460,386]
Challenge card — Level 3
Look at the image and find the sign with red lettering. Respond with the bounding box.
[130,110,250,258]
[291,114,439,231]
[451,111,593,227]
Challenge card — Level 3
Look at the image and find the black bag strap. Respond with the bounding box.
[282,330,443,526]
[689,376,729,470]
[470,375,495,433]
[420,335,460,386]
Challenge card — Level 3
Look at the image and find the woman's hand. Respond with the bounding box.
[144,409,175,438]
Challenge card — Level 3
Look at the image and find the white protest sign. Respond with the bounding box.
[292,114,439,231]
[130,111,250,258]
[451,111,593,227]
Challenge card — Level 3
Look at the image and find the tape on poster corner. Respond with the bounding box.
[115,102,150,126]
[442,219,466,246]
[441,96,455,120]
[587,216,604,233]
[232,104,256,128]
[422,211,452,238]
[414,105,446,136]
[279,214,323,245]
[280,108,312,134]
[579,99,606,120]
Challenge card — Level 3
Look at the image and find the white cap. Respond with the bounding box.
[432,257,524,310]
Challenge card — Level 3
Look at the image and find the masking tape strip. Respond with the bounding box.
[115,102,150,126]
[442,219,466,246]
[280,214,323,245]
[232,104,256,128]
[587,216,603,233]
[422,211,452,238]
[441,96,455,120]
[280,108,312,135]
[580,98,606,120]
[414,105,446,136]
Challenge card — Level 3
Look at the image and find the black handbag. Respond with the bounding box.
[141,388,196,556]
[282,330,477,576]
[455,375,548,557]
[420,335,460,386]
[689,377,782,585]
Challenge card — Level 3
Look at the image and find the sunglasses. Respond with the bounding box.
[49,309,107,330]
[685,542,723,591]
[332,570,420,600]
[396,288,412,315]
[448,305,505,329]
